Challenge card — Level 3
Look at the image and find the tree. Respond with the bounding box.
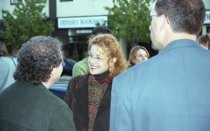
[0,0,54,49]
[105,0,154,44]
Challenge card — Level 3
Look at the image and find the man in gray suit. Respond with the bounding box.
[0,36,75,131]
[110,0,210,131]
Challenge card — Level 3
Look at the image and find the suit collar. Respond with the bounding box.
[159,39,200,54]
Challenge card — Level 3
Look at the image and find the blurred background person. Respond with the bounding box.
[0,36,75,131]
[61,43,76,76]
[128,45,150,67]
[72,26,113,76]
[64,34,127,131]
[197,33,210,50]
[0,40,17,93]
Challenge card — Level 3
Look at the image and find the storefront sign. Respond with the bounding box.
[204,10,210,24]
[58,16,108,28]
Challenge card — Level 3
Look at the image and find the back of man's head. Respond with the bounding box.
[14,36,63,85]
[155,0,205,35]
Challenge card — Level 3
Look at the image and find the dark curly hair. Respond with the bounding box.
[14,36,63,85]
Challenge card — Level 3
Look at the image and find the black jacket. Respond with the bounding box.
[64,74,112,131]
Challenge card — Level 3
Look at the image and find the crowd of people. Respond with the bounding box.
[0,0,210,131]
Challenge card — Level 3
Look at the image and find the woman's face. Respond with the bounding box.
[88,45,109,75]
[132,49,148,65]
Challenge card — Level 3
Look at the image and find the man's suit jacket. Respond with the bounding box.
[0,81,75,131]
[110,39,210,131]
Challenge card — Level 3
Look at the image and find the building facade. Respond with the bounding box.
[0,0,210,60]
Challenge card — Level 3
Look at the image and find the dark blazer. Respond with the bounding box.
[110,39,210,131]
[64,74,111,131]
[0,81,76,131]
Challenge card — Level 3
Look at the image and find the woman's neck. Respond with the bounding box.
[92,71,109,84]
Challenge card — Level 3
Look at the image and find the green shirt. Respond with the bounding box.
[72,58,89,76]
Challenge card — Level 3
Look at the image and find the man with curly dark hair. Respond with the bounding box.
[0,36,76,131]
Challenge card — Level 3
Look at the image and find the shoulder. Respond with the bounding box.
[68,74,88,89]
[112,58,156,89]
[0,57,11,63]
[72,58,88,76]
[70,74,87,82]
[40,84,72,111]
[46,91,75,131]
[42,87,70,110]
[0,57,16,65]
[113,66,138,89]
[114,61,148,80]
[74,58,88,67]
[69,75,88,85]
[0,57,16,78]
[48,101,75,131]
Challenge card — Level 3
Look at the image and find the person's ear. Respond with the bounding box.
[50,67,56,77]
[159,15,166,29]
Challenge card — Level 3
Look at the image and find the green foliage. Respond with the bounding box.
[0,0,54,49]
[105,0,154,44]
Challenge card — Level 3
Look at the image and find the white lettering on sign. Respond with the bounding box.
[204,10,210,24]
[58,16,108,28]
